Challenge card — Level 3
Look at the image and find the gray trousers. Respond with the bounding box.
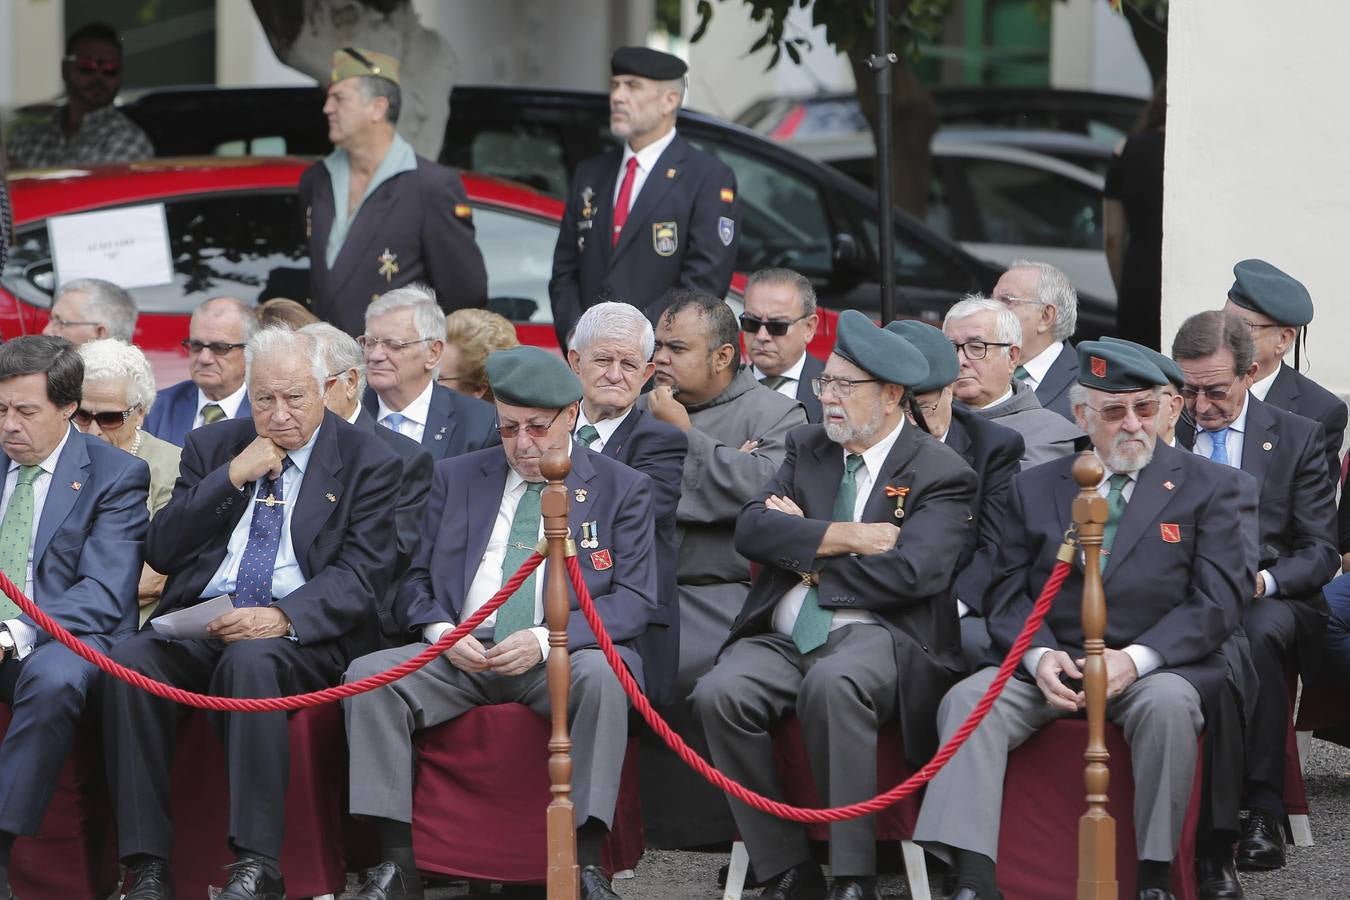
[914,667,1203,864]
[344,644,628,828]
[690,626,898,879]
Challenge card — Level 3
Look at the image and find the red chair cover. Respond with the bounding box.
[410,703,643,883]
[998,719,1202,900]
[0,706,117,900]
[1281,673,1309,817]
[169,705,348,898]
[1295,679,1350,738]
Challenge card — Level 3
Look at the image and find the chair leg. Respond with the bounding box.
[722,841,750,900]
[1296,729,1312,773]
[1288,813,1314,847]
[902,840,932,900]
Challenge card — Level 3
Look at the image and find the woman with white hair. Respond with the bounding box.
[75,339,181,620]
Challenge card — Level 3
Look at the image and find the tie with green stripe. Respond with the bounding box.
[1100,473,1130,573]
[494,482,546,641]
[0,466,41,617]
[792,453,864,653]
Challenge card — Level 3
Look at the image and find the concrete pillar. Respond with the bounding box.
[0,0,64,108]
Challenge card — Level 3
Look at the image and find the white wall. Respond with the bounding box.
[1050,0,1150,98]
[0,0,64,107]
[1163,1,1350,393]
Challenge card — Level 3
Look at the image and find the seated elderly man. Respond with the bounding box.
[42,277,138,346]
[106,327,402,900]
[990,260,1080,420]
[943,295,1083,469]
[343,346,657,900]
[0,336,149,898]
[693,311,977,900]
[1101,337,1186,448]
[440,307,519,400]
[914,342,1257,900]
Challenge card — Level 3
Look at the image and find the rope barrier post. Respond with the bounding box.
[541,448,578,900]
[1072,451,1116,899]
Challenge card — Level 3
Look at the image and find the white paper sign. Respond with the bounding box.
[48,203,174,289]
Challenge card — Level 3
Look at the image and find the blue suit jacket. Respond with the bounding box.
[143,379,252,448]
[361,383,500,462]
[392,444,658,681]
[8,428,150,643]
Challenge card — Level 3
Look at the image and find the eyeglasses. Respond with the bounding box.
[48,313,102,329]
[811,376,879,398]
[182,339,246,355]
[739,313,810,337]
[1084,399,1161,423]
[1180,376,1242,403]
[993,294,1045,308]
[496,407,565,439]
[357,336,435,353]
[914,399,941,414]
[63,55,121,77]
[950,340,1013,360]
[73,404,139,430]
[1238,319,1282,333]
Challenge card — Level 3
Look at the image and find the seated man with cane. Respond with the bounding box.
[343,346,657,900]
[913,341,1256,900]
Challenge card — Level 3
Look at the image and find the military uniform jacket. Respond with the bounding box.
[300,156,488,336]
[1264,362,1347,490]
[946,406,1025,615]
[548,134,739,348]
[730,423,978,762]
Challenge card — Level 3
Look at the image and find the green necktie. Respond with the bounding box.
[0,466,41,618]
[1013,365,1030,383]
[201,403,226,425]
[759,374,788,391]
[1100,473,1130,573]
[792,453,864,654]
[576,425,600,448]
[494,481,546,641]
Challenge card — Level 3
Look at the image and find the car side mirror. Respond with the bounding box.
[832,232,862,270]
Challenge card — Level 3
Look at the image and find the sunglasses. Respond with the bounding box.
[1085,399,1161,423]
[73,405,139,430]
[182,339,246,355]
[495,408,565,439]
[739,313,810,337]
[64,55,121,77]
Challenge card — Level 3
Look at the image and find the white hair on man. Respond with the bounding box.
[943,294,1023,352]
[1007,259,1079,341]
[76,338,157,413]
[365,284,447,342]
[197,295,261,342]
[244,326,327,391]
[302,322,366,395]
[569,301,655,359]
[59,278,138,341]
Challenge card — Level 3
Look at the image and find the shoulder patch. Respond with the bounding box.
[720,188,735,203]
[454,203,473,219]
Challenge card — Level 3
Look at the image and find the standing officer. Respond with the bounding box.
[300,47,487,336]
[549,47,739,349]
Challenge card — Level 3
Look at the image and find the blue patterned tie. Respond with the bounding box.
[382,412,406,435]
[1207,427,1231,466]
[234,458,292,608]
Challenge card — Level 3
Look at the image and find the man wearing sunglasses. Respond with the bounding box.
[7,22,152,169]
[742,268,825,423]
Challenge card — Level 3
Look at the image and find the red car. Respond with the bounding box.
[2,158,838,385]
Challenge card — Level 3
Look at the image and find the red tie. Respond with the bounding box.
[612,156,639,246]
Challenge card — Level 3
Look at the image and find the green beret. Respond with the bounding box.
[611,46,687,80]
[486,347,582,408]
[1100,336,1184,389]
[885,319,957,393]
[1076,340,1168,393]
[833,310,929,387]
[1228,258,1312,326]
[331,47,400,86]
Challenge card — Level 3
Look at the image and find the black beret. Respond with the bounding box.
[486,347,582,408]
[611,46,687,80]
[1100,337,1184,389]
[1076,340,1168,393]
[833,310,929,387]
[885,319,957,393]
[1228,258,1313,327]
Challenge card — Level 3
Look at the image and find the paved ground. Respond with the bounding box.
[341,737,1350,899]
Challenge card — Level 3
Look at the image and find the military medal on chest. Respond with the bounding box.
[378,247,400,282]
[580,520,599,549]
[884,484,911,519]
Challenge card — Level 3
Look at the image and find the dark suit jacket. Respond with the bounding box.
[361,383,500,462]
[393,445,658,681]
[731,422,977,762]
[8,428,149,643]
[1032,342,1079,421]
[549,134,739,348]
[945,406,1024,615]
[792,353,825,424]
[300,156,488,336]
[589,406,688,705]
[986,443,1257,712]
[1263,363,1347,488]
[145,411,402,656]
[143,379,252,448]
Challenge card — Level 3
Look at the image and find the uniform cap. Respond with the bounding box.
[611,46,687,80]
[331,47,400,86]
[832,310,929,388]
[884,319,958,393]
[486,346,582,408]
[1227,258,1313,327]
[1077,340,1168,393]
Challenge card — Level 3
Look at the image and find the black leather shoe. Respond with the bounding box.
[579,864,620,900]
[1236,810,1285,871]
[827,876,879,900]
[757,861,827,900]
[1196,853,1244,899]
[125,857,176,900]
[352,860,425,900]
[1137,890,1175,900]
[216,856,286,900]
[949,888,1003,900]
[0,865,13,900]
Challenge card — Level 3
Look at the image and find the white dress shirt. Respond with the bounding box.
[976,387,1015,411]
[1019,341,1065,391]
[0,428,73,659]
[575,406,631,453]
[770,420,905,637]
[752,352,809,401]
[1249,367,1278,402]
[613,127,679,213]
[377,379,435,444]
[194,382,248,430]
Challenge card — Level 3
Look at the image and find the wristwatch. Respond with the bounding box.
[0,627,15,659]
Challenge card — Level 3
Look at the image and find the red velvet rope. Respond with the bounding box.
[567,555,1072,823]
[0,555,544,712]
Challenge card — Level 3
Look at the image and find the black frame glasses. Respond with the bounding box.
[739,313,811,337]
[182,339,246,355]
[950,340,1013,361]
[73,404,140,430]
[496,407,566,439]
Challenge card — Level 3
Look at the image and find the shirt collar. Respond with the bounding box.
[576,405,632,444]
[977,386,1015,411]
[1020,340,1064,383]
[378,379,435,426]
[1227,394,1251,435]
[9,426,72,477]
[853,417,905,479]
[504,438,574,493]
[344,407,362,425]
[198,381,248,419]
[1249,366,1278,402]
[281,421,322,476]
[752,351,808,384]
[1092,449,1137,487]
[621,127,678,175]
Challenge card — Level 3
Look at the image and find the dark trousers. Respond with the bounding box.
[1242,601,1298,813]
[104,631,345,861]
[1320,575,1350,685]
[0,636,111,835]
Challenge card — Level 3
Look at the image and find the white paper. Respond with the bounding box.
[150,594,237,640]
[48,203,174,289]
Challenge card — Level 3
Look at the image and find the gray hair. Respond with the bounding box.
[358,75,401,124]
[745,267,817,316]
[570,301,655,359]
[244,326,327,393]
[1008,259,1078,341]
[58,278,138,341]
[366,284,446,343]
[196,296,260,342]
[301,322,366,395]
[77,338,157,413]
[943,294,1023,352]
[1171,310,1255,375]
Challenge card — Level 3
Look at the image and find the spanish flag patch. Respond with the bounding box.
[720,188,735,203]
[454,203,473,219]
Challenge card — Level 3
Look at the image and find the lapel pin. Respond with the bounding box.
[574,488,588,504]
[434,425,447,441]
[325,492,336,503]
[1163,480,1175,491]
[884,484,910,519]
[1262,441,1273,451]
[666,168,677,179]
[70,480,82,492]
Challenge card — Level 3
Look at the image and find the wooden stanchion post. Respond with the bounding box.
[541,449,578,900]
[1072,451,1116,900]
